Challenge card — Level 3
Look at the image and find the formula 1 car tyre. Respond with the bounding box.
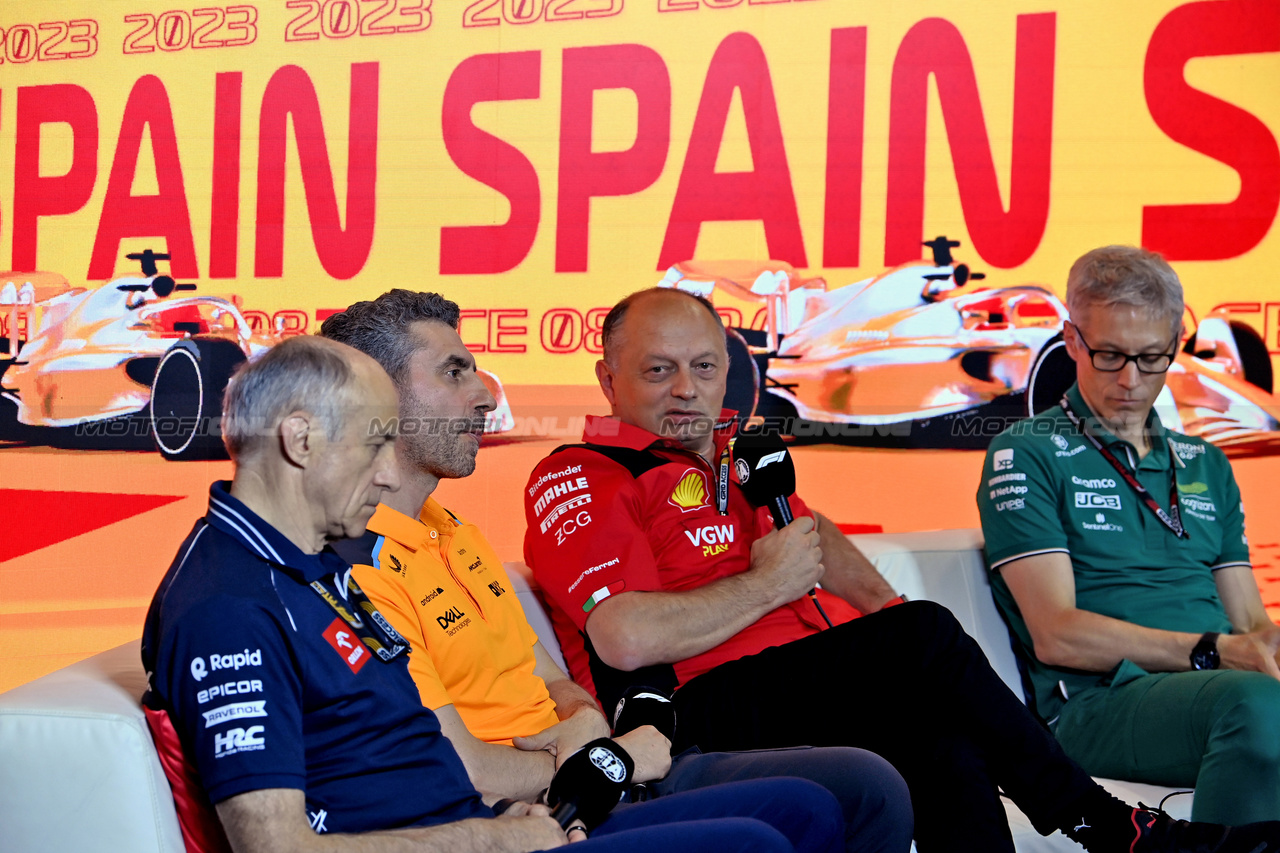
[150,338,246,461]
[1026,332,1075,418]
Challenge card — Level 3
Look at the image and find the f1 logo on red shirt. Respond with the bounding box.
[323,618,369,674]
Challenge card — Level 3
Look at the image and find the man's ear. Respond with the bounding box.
[1062,322,1083,365]
[278,410,314,468]
[596,359,617,407]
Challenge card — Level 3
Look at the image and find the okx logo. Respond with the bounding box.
[488,580,505,598]
[213,725,265,758]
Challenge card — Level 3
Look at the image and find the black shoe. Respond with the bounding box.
[1131,806,1280,853]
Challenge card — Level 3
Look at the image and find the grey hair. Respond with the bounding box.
[222,335,355,460]
[319,290,461,385]
[1066,245,1184,336]
[601,287,724,366]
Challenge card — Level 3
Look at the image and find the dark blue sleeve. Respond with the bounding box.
[164,594,308,804]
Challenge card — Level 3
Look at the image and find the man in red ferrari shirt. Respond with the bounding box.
[522,286,1280,853]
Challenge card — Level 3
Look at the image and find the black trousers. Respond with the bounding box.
[669,601,1098,853]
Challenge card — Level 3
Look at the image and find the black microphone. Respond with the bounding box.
[733,432,832,627]
[545,737,634,830]
[612,685,676,741]
[733,432,797,530]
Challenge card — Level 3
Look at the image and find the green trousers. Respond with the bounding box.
[1054,660,1280,824]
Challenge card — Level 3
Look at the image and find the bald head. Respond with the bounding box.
[595,288,729,457]
[601,287,724,368]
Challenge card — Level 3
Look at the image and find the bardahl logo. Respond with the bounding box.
[419,587,445,606]
[669,469,710,512]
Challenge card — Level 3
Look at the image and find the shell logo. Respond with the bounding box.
[669,469,709,513]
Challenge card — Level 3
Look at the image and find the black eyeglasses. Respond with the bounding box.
[1070,323,1178,374]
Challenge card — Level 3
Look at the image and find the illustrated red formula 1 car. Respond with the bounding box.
[661,237,1280,452]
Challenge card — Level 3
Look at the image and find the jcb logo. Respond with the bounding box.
[436,607,466,629]
[213,725,265,757]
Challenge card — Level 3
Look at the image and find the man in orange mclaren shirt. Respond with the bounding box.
[321,289,914,853]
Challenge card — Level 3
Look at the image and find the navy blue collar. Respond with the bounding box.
[204,480,347,583]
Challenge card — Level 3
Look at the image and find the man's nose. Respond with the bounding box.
[671,368,696,399]
[1116,359,1142,388]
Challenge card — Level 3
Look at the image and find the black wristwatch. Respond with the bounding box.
[1190,632,1221,671]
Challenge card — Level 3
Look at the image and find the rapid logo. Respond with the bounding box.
[993,448,1014,471]
[685,523,735,557]
[193,648,262,682]
[213,725,265,758]
[322,618,369,674]
[190,657,208,682]
[669,469,709,512]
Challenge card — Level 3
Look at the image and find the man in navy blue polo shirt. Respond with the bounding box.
[141,335,846,853]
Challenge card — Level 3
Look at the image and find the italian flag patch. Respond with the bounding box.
[583,582,625,613]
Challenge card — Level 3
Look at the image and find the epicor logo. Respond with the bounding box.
[213,725,265,757]
[198,679,264,705]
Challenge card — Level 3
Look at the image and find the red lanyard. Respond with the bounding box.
[1060,396,1187,540]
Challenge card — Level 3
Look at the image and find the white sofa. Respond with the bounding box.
[0,529,1191,853]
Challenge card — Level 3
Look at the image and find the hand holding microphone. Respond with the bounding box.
[734,433,833,627]
[545,737,634,831]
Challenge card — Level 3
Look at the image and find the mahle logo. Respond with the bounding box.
[669,469,708,512]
